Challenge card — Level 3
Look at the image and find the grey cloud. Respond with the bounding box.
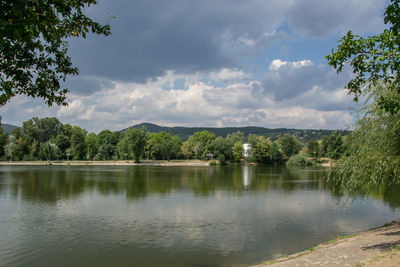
[68,0,287,85]
[64,0,385,96]
[287,0,385,37]
[262,63,352,105]
[64,76,115,96]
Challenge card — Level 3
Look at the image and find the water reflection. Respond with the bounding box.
[0,165,398,208]
[0,165,399,267]
[0,166,328,203]
[242,165,250,189]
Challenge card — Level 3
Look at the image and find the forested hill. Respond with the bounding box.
[1,123,19,134]
[124,123,349,142]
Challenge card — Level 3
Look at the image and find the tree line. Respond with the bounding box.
[0,117,346,164]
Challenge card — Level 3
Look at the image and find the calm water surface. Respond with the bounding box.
[0,165,399,267]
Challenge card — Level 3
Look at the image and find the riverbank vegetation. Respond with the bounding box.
[0,116,347,165]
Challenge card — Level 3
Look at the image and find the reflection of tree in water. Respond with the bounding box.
[191,167,216,197]
[268,167,325,192]
[1,166,398,208]
[324,170,400,209]
[379,184,400,209]
[5,167,86,203]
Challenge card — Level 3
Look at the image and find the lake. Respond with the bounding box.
[0,165,399,266]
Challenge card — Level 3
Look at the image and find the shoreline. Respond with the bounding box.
[254,220,400,266]
[0,160,211,166]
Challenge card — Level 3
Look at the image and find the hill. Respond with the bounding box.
[123,123,349,142]
[1,123,20,134]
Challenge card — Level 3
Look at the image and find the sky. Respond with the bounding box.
[1,0,388,133]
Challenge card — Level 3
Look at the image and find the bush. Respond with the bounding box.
[217,153,226,166]
[23,154,36,161]
[286,154,313,167]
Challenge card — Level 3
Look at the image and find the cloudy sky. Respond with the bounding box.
[1,0,387,132]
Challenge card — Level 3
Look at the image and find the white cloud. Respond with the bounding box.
[0,65,357,132]
[269,59,313,71]
[209,68,248,82]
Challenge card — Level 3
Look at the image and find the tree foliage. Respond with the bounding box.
[247,134,284,164]
[147,132,181,160]
[0,117,354,166]
[97,130,120,160]
[210,136,233,161]
[232,142,243,163]
[70,125,86,160]
[326,0,400,114]
[278,134,302,159]
[325,1,400,200]
[0,126,7,157]
[307,140,319,158]
[119,128,147,163]
[186,130,216,160]
[0,0,111,105]
[326,85,400,196]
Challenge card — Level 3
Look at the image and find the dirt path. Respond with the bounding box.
[255,220,400,267]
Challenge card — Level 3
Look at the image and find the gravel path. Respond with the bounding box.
[255,220,400,267]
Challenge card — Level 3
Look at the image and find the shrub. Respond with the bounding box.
[286,154,313,167]
[209,160,217,166]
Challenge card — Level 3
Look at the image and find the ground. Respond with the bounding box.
[255,220,400,267]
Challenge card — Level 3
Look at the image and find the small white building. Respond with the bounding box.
[242,143,251,158]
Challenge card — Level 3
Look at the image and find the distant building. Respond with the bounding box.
[242,143,251,158]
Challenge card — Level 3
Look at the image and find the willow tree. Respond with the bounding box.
[325,0,400,199]
[0,0,111,106]
[325,85,400,200]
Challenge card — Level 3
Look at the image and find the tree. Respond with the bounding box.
[39,141,61,160]
[226,131,244,144]
[232,142,243,162]
[268,141,284,164]
[278,134,302,159]
[22,117,62,144]
[325,0,400,199]
[0,0,111,106]
[181,141,192,159]
[319,136,329,157]
[54,134,70,157]
[249,135,271,163]
[307,140,319,158]
[85,133,98,160]
[148,132,181,160]
[325,0,400,114]
[120,128,147,163]
[0,126,7,158]
[4,135,16,161]
[326,85,400,197]
[97,130,120,160]
[70,126,86,160]
[326,131,345,160]
[210,136,233,161]
[187,130,216,160]
[116,137,129,160]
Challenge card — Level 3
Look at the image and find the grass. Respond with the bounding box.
[263,255,288,265]
[322,233,359,245]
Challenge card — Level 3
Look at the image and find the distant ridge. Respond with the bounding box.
[123,122,349,142]
[1,123,19,134]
